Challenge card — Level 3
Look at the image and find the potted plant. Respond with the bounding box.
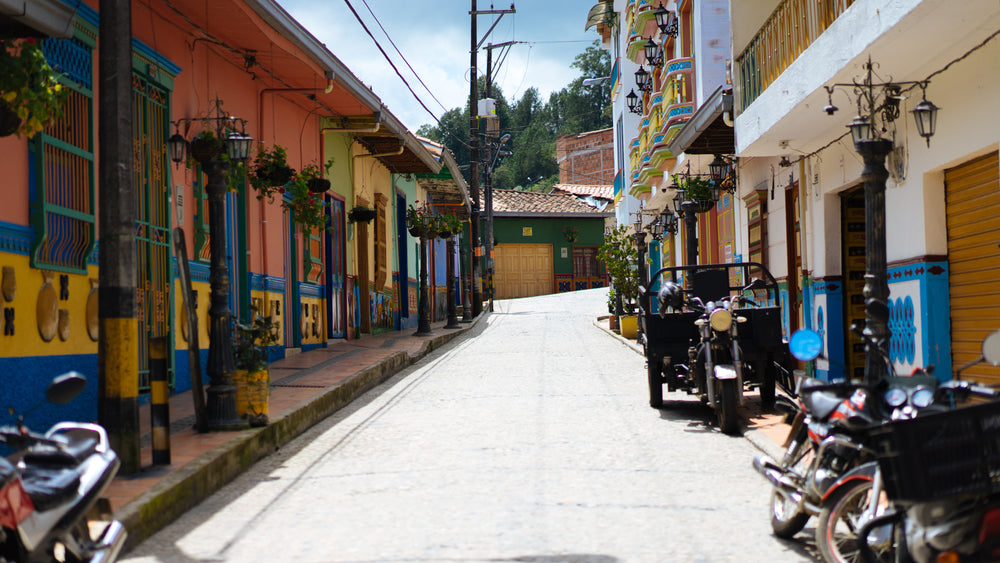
[672,173,715,213]
[283,173,329,231]
[563,224,579,243]
[598,225,640,338]
[250,144,295,199]
[189,129,223,163]
[406,202,431,237]
[299,157,334,194]
[233,307,280,426]
[348,205,377,223]
[442,212,462,238]
[0,38,69,138]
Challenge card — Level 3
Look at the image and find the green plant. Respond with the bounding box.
[250,144,294,200]
[233,307,280,372]
[0,38,68,138]
[597,225,639,313]
[562,224,579,243]
[406,202,431,230]
[672,173,713,202]
[347,205,377,223]
[284,173,329,231]
[299,157,335,192]
[442,212,462,235]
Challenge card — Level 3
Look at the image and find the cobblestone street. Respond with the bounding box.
[122,289,818,562]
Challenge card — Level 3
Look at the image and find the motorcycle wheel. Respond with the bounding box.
[770,436,810,538]
[817,479,896,563]
[648,355,663,409]
[716,378,740,435]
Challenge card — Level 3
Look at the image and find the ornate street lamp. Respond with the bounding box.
[654,3,679,38]
[824,58,941,383]
[661,208,678,235]
[643,38,663,68]
[626,89,643,115]
[635,65,651,92]
[168,98,254,430]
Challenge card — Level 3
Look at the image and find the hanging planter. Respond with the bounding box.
[189,131,223,163]
[307,178,330,193]
[348,205,377,223]
[0,38,70,138]
[407,224,427,238]
[266,165,294,187]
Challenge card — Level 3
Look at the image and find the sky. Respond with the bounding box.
[275,0,599,133]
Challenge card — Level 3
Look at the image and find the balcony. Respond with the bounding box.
[734,0,856,113]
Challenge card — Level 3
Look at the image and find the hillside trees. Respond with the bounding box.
[417,41,611,193]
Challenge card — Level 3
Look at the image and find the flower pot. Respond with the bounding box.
[0,102,20,137]
[619,315,638,339]
[408,225,427,238]
[235,368,270,426]
[307,178,330,193]
[691,199,715,213]
[423,229,439,240]
[348,207,377,223]
[266,165,294,187]
[190,137,222,163]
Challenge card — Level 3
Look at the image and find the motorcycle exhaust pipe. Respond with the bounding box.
[752,455,801,498]
[89,520,127,563]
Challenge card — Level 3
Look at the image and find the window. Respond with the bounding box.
[30,28,98,273]
[374,193,388,288]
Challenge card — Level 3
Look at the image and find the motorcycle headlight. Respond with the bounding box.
[710,309,733,332]
[911,387,935,408]
[884,387,907,408]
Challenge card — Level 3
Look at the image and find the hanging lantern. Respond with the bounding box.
[911,98,939,147]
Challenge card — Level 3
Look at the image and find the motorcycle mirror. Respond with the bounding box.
[46,372,87,405]
[982,330,1000,366]
[789,330,823,361]
[743,278,766,292]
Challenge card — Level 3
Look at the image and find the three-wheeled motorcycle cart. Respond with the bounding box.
[638,262,790,433]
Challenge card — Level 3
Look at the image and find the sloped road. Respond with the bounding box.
[123,288,816,562]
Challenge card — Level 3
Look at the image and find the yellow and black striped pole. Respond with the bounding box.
[149,336,170,464]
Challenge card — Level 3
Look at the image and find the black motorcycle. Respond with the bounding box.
[0,372,126,563]
[640,262,786,435]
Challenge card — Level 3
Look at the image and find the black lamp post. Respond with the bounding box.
[445,234,460,329]
[626,89,643,115]
[635,65,651,92]
[632,216,648,288]
[654,2,679,38]
[643,37,663,68]
[415,233,433,336]
[168,99,254,430]
[824,57,940,383]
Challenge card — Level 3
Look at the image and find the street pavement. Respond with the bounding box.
[121,288,817,562]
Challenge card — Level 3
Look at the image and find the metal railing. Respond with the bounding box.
[735,0,856,112]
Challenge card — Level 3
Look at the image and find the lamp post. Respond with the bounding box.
[626,89,643,115]
[824,57,939,383]
[415,234,433,336]
[168,99,254,430]
[445,234,460,329]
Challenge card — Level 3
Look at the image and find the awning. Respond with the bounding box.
[666,86,735,156]
[0,0,77,39]
[585,1,613,31]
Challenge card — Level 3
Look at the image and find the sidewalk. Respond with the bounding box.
[108,315,485,552]
[592,315,790,460]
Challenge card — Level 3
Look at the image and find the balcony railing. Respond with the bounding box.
[735,0,856,112]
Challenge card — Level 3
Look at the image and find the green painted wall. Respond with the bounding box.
[493,216,605,275]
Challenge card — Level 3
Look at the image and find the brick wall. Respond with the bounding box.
[556,128,614,185]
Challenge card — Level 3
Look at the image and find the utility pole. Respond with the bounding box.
[98,0,140,473]
[469,0,481,317]
[469,1,515,316]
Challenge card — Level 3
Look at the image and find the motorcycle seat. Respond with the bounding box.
[23,437,98,468]
[19,466,81,511]
[802,389,850,421]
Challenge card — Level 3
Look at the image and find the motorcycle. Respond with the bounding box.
[0,372,127,563]
[642,263,786,436]
[754,301,941,561]
[853,330,1000,563]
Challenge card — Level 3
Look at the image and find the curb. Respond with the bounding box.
[116,314,486,550]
